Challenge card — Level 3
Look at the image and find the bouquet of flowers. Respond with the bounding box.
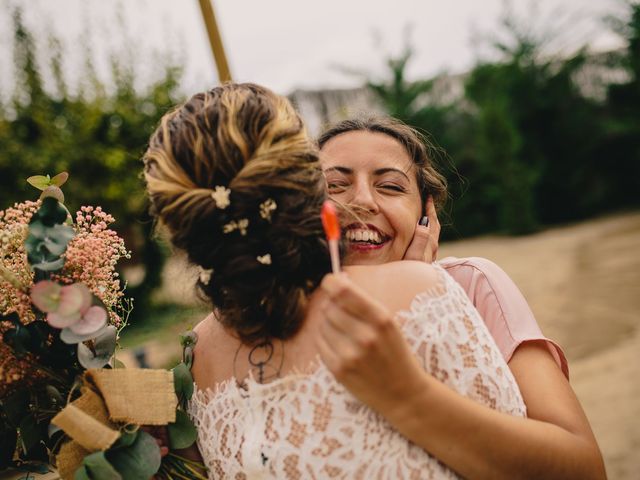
[0,174,206,479]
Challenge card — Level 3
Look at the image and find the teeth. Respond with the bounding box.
[346,229,383,244]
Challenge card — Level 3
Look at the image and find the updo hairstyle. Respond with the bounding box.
[143,83,330,343]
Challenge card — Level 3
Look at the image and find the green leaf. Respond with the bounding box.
[44,385,64,408]
[50,172,69,187]
[82,451,122,480]
[172,362,194,401]
[35,197,68,226]
[61,324,108,345]
[40,185,65,203]
[179,330,198,348]
[112,430,138,449]
[183,345,194,369]
[106,431,161,480]
[74,465,92,480]
[27,175,51,191]
[3,325,31,355]
[112,358,126,369]
[167,410,197,450]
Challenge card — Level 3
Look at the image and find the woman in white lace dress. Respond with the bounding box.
[142,83,602,478]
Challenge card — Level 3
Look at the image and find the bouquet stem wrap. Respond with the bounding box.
[51,369,178,479]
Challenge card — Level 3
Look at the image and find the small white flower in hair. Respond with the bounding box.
[200,268,213,285]
[259,198,277,221]
[222,218,249,235]
[211,186,231,209]
[256,254,272,265]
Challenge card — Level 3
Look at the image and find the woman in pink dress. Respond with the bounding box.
[317,116,602,477]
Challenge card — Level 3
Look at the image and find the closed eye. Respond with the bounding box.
[378,184,406,193]
[327,182,349,192]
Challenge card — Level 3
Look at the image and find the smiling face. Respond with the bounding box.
[320,130,423,266]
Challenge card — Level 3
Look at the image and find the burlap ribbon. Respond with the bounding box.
[52,368,178,479]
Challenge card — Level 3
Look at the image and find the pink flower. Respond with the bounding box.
[31,281,107,335]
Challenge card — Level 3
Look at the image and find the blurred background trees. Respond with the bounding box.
[0,8,184,322]
[367,1,640,236]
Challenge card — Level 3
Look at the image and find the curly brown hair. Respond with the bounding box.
[143,83,331,343]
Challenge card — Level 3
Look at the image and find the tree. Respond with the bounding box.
[0,8,184,321]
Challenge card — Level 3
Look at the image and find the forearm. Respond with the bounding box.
[386,376,605,480]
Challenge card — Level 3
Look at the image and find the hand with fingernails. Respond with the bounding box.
[403,196,440,263]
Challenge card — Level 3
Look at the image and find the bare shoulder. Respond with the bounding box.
[191,313,230,388]
[344,261,440,313]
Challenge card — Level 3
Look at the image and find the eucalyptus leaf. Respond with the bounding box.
[106,431,161,480]
[61,324,108,345]
[77,343,111,369]
[41,224,75,255]
[47,422,61,439]
[45,385,64,407]
[172,362,194,401]
[3,324,31,355]
[40,185,65,203]
[31,257,65,272]
[77,326,117,368]
[179,330,198,348]
[183,345,194,369]
[167,410,197,450]
[27,175,50,191]
[50,171,69,187]
[83,451,122,480]
[34,197,68,226]
[74,465,92,480]
[113,430,138,449]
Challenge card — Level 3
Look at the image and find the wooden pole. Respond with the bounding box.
[197,0,232,83]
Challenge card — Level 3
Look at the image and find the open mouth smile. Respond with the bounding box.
[344,224,390,251]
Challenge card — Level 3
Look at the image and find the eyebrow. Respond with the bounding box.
[323,166,411,181]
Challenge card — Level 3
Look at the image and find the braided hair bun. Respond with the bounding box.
[143,83,330,342]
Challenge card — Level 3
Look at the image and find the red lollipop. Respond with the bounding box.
[321,200,341,273]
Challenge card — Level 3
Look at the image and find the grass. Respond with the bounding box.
[118,302,209,350]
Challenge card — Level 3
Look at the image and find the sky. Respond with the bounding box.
[0,0,628,98]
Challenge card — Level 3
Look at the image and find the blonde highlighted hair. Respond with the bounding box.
[143,83,331,343]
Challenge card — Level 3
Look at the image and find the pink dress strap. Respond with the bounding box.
[439,256,569,379]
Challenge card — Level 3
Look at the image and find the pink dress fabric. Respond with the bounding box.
[439,256,569,379]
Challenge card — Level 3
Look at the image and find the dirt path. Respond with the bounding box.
[438,211,640,479]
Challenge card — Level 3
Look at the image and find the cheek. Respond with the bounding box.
[390,200,421,243]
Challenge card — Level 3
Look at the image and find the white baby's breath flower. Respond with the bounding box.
[256,254,272,265]
[211,186,231,209]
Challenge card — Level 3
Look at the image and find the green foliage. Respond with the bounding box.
[367,4,639,236]
[0,8,183,320]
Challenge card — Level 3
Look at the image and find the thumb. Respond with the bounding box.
[404,218,431,261]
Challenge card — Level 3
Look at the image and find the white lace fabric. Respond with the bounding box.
[188,266,526,479]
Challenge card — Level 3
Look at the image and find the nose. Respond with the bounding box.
[350,179,379,214]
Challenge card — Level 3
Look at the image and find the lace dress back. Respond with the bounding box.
[188,266,526,479]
